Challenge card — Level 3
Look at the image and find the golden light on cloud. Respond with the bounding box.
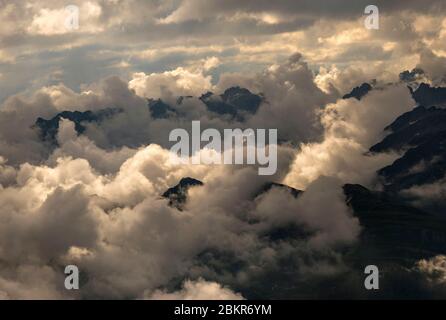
[2,0,446,302]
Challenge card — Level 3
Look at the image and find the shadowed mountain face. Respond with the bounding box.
[255,182,302,199]
[34,86,263,145]
[148,99,177,119]
[30,80,446,298]
[34,109,121,144]
[340,80,446,194]
[340,184,446,299]
[370,105,446,192]
[342,83,372,100]
[378,132,446,192]
[343,184,446,262]
[411,83,446,107]
[399,68,425,83]
[35,86,263,141]
[343,80,446,108]
[162,177,204,210]
[220,86,263,113]
[146,86,263,120]
[164,178,446,261]
[370,106,446,153]
[162,178,446,299]
[199,86,263,119]
[163,179,302,211]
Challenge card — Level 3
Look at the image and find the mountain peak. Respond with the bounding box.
[411,83,446,107]
[342,82,372,100]
[162,177,204,210]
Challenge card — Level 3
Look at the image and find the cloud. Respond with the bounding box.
[254,176,360,248]
[1,1,446,298]
[146,278,244,300]
[284,84,415,189]
[219,53,335,143]
[160,0,446,25]
[415,255,446,285]
[0,125,361,299]
[400,175,446,212]
[417,49,446,84]
[0,265,64,300]
[51,119,138,174]
[2,0,446,104]
[27,2,103,36]
[202,56,221,71]
[129,67,214,99]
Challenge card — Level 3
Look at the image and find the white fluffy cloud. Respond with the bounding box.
[129,67,214,99]
[0,119,362,298]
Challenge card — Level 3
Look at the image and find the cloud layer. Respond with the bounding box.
[1,0,446,299]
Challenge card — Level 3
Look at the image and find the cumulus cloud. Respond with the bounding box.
[2,0,446,299]
[0,123,362,299]
[0,144,208,298]
[254,176,360,248]
[284,84,415,189]
[202,56,221,71]
[51,119,137,174]
[0,49,420,299]
[218,53,335,143]
[129,67,214,99]
[417,49,446,84]
[0,265,65,300]
[146,279,244,300]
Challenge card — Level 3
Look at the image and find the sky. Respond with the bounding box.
[1,0,446,299]
[1,0,446,103]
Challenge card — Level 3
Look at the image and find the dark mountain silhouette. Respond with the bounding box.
[146,86,264,120]
[370,106,446,153]
[343,79,446,108]
[342,82,372,100]
[35,86,264,143]
[411,83,446,107]
[148,99,177,119]
[255,182,302,199]
[370,105,446,192]
[163,177,446,263]
[344,183,446,265]
[162,177,204,210]
[199,86,263,119]
[34,108,121,144]
[399,68,425,83]
[164,177,446,298]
